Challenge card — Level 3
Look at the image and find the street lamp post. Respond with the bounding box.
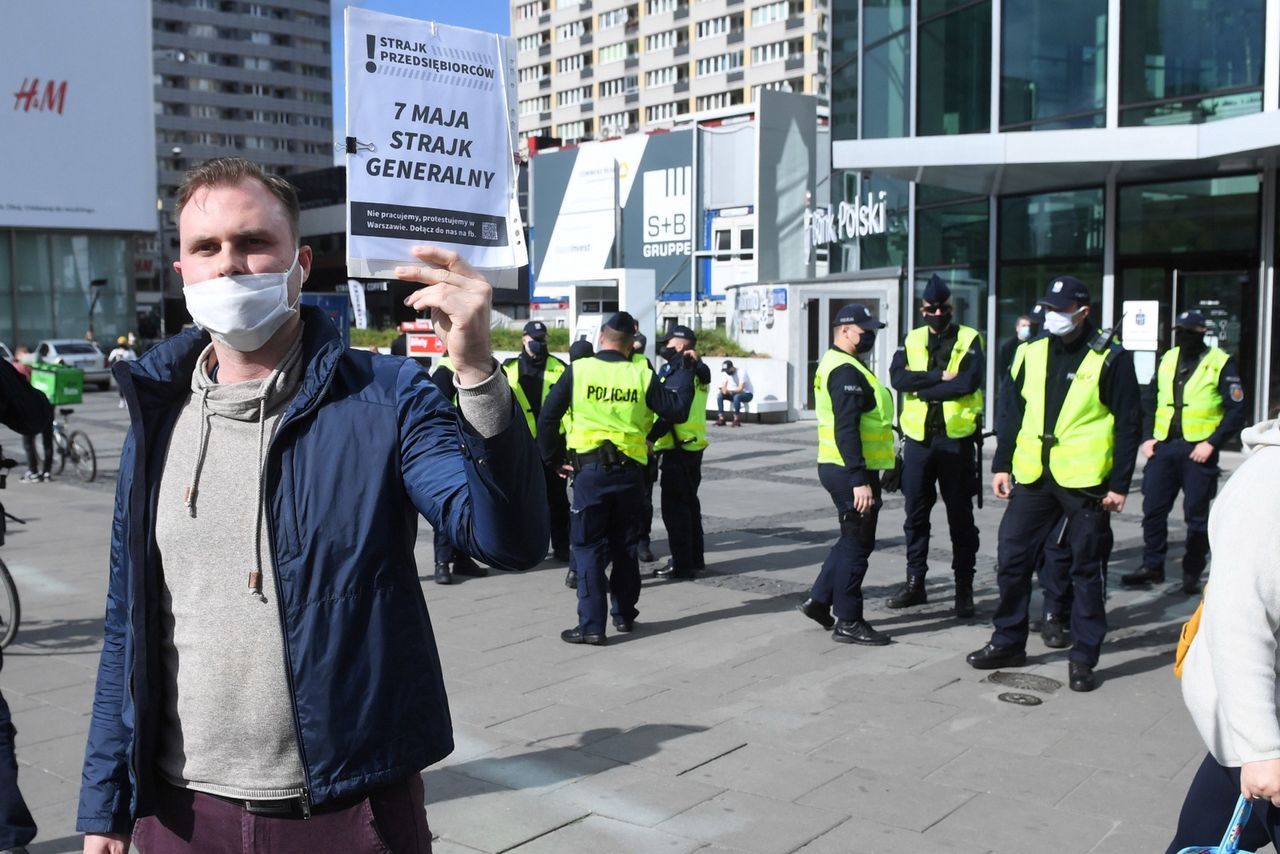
[156,145,182,298]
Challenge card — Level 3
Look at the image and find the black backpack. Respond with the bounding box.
[0,360,53,437]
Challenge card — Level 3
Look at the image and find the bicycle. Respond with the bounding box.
[40,407,97,483]
[0,449,23,649]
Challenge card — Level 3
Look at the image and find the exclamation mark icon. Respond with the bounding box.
[365,34,377,73]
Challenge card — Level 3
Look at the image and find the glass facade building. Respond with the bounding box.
[828,0,1280,422]
[0,231,137,350]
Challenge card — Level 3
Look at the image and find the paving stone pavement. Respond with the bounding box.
[0,390,1253,853]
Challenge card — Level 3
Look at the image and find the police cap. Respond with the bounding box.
[569,339,595,361]
[1176,310,1208,331]
[921,273,951,306]
[603,311,638,333]
[1038,276,1091,311]
[832,303,886,329]
[659,324,697,347]
[522,320,549,339]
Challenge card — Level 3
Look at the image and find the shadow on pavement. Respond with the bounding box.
[612,592,801,642]
[6,617,105,655]
[427,723,707,803]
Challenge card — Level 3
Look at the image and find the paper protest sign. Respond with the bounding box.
[345,8,526,281]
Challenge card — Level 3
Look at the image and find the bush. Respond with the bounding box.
[350,328,400,349]
[492,327,571,352]
[689,327,761,357]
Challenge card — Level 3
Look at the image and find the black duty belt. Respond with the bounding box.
[574,449,638,468]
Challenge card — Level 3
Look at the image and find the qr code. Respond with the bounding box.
[481,222,498,240]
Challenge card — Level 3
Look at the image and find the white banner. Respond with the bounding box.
[347,279,369,330]
[0,0,155,230]
[344,8,526,280]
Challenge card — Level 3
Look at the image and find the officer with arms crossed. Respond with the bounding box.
[968,276,1140,692]
[503,320,571,562]
[886,274,985,618]
[1122,310,1245,595]
[538,312,696,645]
[651,326,712,580]
[798,304,896,646]
[77,157,548,853]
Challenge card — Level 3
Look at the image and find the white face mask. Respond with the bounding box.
[1016,325,1032,341]
[1043,308,1081,337]
[184,250,303,352]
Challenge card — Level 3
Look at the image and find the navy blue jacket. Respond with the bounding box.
[76,308,548,833]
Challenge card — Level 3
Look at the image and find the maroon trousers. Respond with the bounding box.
[133,775,432,853]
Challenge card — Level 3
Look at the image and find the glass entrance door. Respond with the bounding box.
[800,282,898,414]
[1173,269,1255,406]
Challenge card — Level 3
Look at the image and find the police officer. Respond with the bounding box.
[538,312,695,644]
[651,326,712,579]
[886,274,984,618]
[797,304,896,646]
[968,276,1140,692]
[429,351,486,584]
[562,338,596,590]
[503,320,571,561]
[1122,310,1246,595]
[632,331,658,562]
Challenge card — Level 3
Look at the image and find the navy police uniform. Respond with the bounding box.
[1122,310,1246,594]
[798,304,896,646]
[503,320,572,561]
[538,312,695,644]
[969,276,1141,692]
[886,274,985,617]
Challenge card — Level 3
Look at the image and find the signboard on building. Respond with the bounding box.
[344,8,525,279]
[532,131,693,299]
[0,0,155,231]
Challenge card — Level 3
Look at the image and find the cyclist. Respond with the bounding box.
[0,357,51,852]
[7,348,51,484]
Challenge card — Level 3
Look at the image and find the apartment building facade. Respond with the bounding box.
[512,0,830,144]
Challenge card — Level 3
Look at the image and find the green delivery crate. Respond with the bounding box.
[30,363,84,405]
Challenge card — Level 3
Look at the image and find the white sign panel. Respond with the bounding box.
[537,135,649,287]
[0,0,155,231]
[347,279,368,330]
[642,166,692,256]
[344,8,526,279]
[1121,300,1161,351]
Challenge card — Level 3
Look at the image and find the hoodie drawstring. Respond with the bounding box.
[250,395,268,601]
[184,387,212,516]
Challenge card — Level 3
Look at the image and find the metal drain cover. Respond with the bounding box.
[984,671,1063,693]
[998,692,1042,707]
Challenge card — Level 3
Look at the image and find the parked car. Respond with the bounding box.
[31,339,111,390]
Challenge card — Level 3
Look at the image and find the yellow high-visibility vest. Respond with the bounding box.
[653,367,709,452]
[565,356,654,465]
[814,348,895,470]
[898,324,984,441]
[502,356,566,437]
[1153,347,1230,442]
[1010,337,1114,488]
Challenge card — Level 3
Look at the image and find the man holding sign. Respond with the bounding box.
[77,158,547,853]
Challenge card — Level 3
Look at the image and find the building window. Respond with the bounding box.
[829,0,857,140]
[557,85,591,106]
[599,40,638,63]
[862,0,910,139]
[999,188,1104,347]
[696,89,744,110]
[516,1,547,19]
[517,33,547,51]
[1002,0,1107,130]
[557,120,587,141]
[646,66,679,87]
[751,39,799,65]
[917,0,991,136]
[1119,0,1264,126]
[598,75,638,97]
[645,29,681,51]
[519,63,550,83]
[519,95,551,115]
[645,100,688,122]
[556,53,589,73]
[557,19,588,39]
[647,0,679,13]
[696,15,739,38]
[598,7,633,29]
[599,109,638,134]
[751,0,787,26]
[696,51,744,76]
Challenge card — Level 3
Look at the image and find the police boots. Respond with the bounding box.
[434,563,453,585]
[1120,566,1165,588]
[887,576,927,609]
[954,576,975,619]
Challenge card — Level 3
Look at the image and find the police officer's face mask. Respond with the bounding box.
[659,345,678,361]
[1175,329,1206,353]
[526,339,547,360]
[923,306,952,332]
[1043,308,1083,337]
[854,328,876,354]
